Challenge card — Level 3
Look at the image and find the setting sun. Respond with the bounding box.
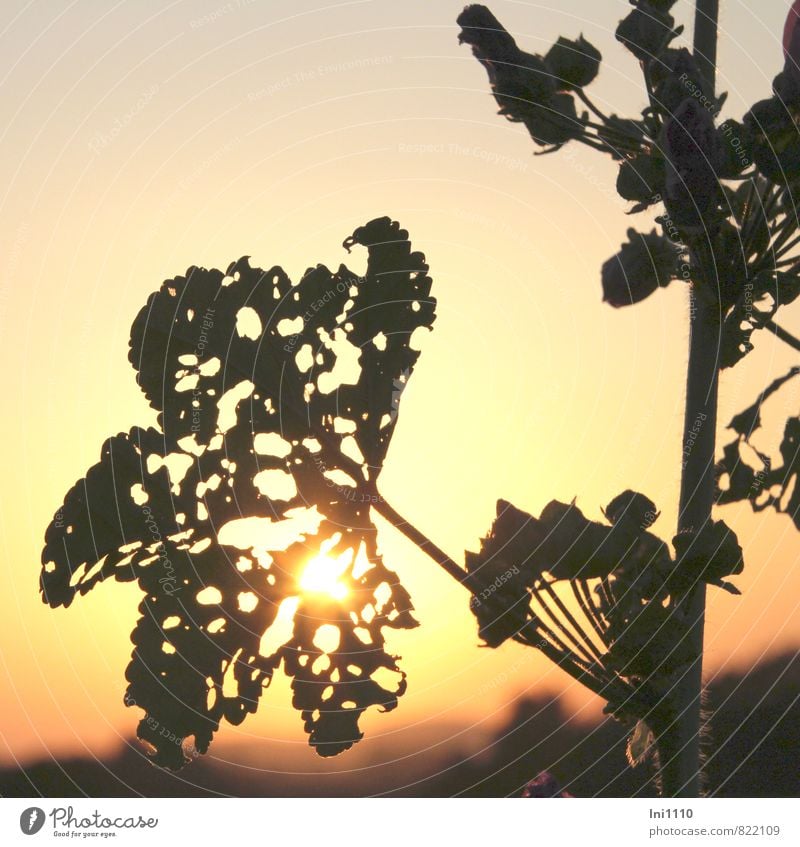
[298,551,351,600]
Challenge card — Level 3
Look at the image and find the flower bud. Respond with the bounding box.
[616,1,679,62]
[544,34,601,90]
[601,228,677,308]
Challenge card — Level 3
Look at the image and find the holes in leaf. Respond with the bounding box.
[217,381,255,433]
[218,508,323,551]
[295,344,314,373]
[163,616,181,630]
[317,331,360,394]
[253,432,291,457]
[312,654,331,675]
[197,586,222,605]
[236,307,262,340]
[372,666,400,692]
[313,624,341,653]
[130,483,148,505]
[259,597,299,657]
[277,316,303,336]
[189,537,212,554]
[237,591,258,612]
[222,649,242,698]
[253,469,298,501]
[207,618,226,634]
[323,469,356,489]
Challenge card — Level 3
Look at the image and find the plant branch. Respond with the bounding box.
[765,318,800,353]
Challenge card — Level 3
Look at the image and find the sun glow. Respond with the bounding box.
[298,549,351,600]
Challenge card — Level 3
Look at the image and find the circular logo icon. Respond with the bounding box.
[19,807,46,835]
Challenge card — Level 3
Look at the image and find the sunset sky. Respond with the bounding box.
[1,0,799,781]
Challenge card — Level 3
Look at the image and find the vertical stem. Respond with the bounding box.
[656,290,719,798]
[693,0,719,93]
[652,0,720,799]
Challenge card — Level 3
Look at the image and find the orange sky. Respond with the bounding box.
[1,0,799,773]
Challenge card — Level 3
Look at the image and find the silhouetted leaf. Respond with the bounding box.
[721,271,800,368]
[41,217,434,766]
[729,366,800,436]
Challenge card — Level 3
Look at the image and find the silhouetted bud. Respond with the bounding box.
[784,0,800,84]
[457,4,517,56]
[650,47,714,116]
[744,96,800,184]
[616,1,679,62]
[544,34,601,90]
[522,772,573,797]
[457,5,584,147]
[601,228,676,308]
[670,520,744,593]
[663,97,722,231]
[604,490,659,533]
[616,151,664,204]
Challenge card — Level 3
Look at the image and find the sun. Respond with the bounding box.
[299,551,350,600]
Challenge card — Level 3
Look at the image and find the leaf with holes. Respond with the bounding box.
[41,217,434,767]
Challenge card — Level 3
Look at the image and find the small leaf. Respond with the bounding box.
[626,719,656,767]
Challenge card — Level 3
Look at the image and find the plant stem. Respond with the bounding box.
[693,0,719,93]
[371,495,474,589]
[765,319,800,353]
[651,0,720,800]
